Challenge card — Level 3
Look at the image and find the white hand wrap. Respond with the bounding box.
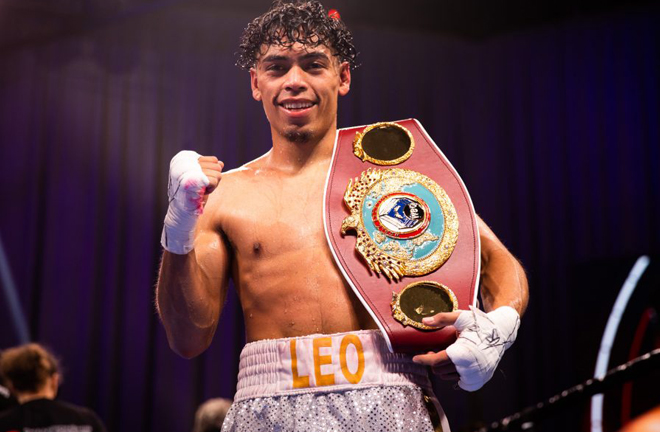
[161,150,210,255]
[446,306,520,392]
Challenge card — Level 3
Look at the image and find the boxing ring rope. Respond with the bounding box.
[475,348,660,431]
[476,255,655,431]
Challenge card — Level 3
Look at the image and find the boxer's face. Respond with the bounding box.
[250,42,351,143]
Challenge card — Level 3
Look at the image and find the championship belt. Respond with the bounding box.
[323,119,480,353]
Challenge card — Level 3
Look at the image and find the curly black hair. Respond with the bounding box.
[236,1,359,70]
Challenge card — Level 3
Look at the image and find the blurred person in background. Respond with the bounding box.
[192,398,232,432]
[0,377,17,414]
[0,343,106,432]
[620,406,660,432]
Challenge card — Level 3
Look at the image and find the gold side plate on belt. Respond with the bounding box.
[392,281,458,330]
[353,122,415,165]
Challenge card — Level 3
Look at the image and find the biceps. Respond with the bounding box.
[194,228,231,298]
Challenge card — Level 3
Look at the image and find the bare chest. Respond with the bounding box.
[212,167,378,339]
[219,174,329,258]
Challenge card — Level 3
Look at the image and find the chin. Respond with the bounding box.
[284,129,314,144]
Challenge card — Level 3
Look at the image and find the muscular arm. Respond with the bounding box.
[156,154,230,358]
[157,220,230,358]
[413,215,529,390]
[477,216,528,315]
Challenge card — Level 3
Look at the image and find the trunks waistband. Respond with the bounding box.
[234,330,432,401]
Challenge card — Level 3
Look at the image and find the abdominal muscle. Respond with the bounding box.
[234,243,378,342]
[215,161,379,342]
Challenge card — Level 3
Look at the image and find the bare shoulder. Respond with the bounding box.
[202,154,270,224]
[476,214,510,253]
[215,154,268,194]
[476,215,497,241]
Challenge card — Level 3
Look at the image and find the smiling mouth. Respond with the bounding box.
[280,101,316,111]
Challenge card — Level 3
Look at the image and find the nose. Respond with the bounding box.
[283,66,307,93]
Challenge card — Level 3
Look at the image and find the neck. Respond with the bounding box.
[268,122,337,173]
[16,375,57,404]
[18,388,55,404]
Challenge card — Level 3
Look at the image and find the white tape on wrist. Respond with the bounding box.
[445,306,520,392]
[161,150,210,255]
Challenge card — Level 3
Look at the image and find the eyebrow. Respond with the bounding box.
[300,52,331,62]
[260,51,331,64]
[261,55,288,63]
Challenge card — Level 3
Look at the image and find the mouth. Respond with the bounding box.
[278,99,317,116]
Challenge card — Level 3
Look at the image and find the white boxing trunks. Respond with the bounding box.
[221,330,450,432]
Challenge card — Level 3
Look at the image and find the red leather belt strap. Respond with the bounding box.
[323,119,480,353]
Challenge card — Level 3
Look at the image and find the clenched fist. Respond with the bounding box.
[161,151,224,255]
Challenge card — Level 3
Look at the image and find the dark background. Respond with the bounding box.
[1,0,659,431]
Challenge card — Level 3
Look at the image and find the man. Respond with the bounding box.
[620,406,660,432]
[0,343,107,432]
[157,2,528,431]
[0,378,17,414]
[192,398,232,432]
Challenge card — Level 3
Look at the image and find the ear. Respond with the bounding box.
[250,68,262,101]
[338,62,351,97]
[49,373,60,397]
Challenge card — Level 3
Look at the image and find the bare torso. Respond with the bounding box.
[206,153,377,342]
[157,39,527,364]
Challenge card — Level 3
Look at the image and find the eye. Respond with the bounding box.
[265,64,285,72]
[305,61,327,73]
[311,61,328,69]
